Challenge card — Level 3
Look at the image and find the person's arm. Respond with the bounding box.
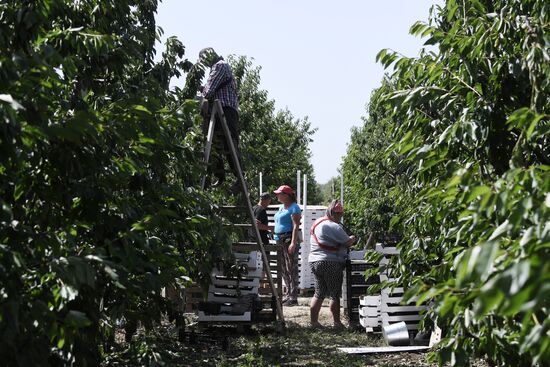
[328,224,356,248]
[345,235,357,247]
[288,213,301,254]
[255,219,272,231]
[202,63,230,100]
[255,209,272,231]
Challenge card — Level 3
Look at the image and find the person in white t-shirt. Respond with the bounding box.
[308,199,356,328]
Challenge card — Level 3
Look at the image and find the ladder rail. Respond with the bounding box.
[204,100,286,328]
[200,110,217,190]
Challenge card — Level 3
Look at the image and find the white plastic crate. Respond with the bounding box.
[211,267,263,279]
[198,311,251,322]
[360,295,381,306]
[234,251,262,270]
[360,316,380,328]
[359,306,379,317]
[208,285,259,296]
[211,274,261,288]
[267,205,327,291]
[207,289,259,303]
[381,313,423,323]
[380,304,425,313]
[299,272,315,290]
[378,274,397,282]
[381,287,405,305]
[374,243,400,255]
[348,250,367,261]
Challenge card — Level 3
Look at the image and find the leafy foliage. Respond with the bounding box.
[318,176,341,205]
[342,83,411,243]
[344,0,549,365]
[0,1,229,365]
[0,1,324,364]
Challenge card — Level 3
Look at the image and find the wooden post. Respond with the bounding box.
[296,170,301,205]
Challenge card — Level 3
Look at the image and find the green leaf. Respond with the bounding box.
[13,184,24,201]
[139,136,156,144]
[1,200,13,223]
[59,284,78,301]
[64,310,92,328]
[520,325,543,354]
[526,114,544,139]
[104,265,119,281]
[0,94,24,110]
[474,279,504,317]
[466,185,491,202]
[455,241,498,286]
[439,294,457,318]
[501,283,534,316]
[446,0,458,21]
[133,105,152,114]
[488,220,510,241]
[507,261,530,295]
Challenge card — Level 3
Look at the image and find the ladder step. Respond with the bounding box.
[233,241,258,246]
[224,223,253,228]
[221,205,247,210]
[232,243,281,252]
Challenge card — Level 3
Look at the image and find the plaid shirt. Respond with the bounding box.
[202,59,238,111]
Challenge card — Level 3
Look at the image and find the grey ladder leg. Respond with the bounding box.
[201,111,217,190]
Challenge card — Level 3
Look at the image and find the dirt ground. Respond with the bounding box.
[275,296,438,367]
[158,296,440,366]
[283,296,345,327]
[107,296,487,366]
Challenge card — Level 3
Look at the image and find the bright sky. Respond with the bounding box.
[155,0,443,183]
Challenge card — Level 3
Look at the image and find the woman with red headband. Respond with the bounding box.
[308,199,356,328]
[273,185,302,307]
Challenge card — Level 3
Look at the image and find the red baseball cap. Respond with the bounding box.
[274,185,294,195]
[332,201,344,213]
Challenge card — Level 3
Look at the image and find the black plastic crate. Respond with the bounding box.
[349,263,377,272]
[348,274,380,285]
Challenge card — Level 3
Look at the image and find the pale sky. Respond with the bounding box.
[155,0,443,183]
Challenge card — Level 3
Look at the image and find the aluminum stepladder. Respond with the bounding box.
[201,100,285,330]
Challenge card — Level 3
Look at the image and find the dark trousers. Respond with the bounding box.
[208,106,243,182]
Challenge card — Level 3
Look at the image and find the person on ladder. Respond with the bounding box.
[199,47,243,194]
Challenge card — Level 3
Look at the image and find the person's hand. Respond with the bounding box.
[347,235,357,247]
[288,243,297,254]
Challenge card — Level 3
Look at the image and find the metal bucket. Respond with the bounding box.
[383,321,410,346]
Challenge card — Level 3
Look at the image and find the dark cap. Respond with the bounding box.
[260,192,271,200]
